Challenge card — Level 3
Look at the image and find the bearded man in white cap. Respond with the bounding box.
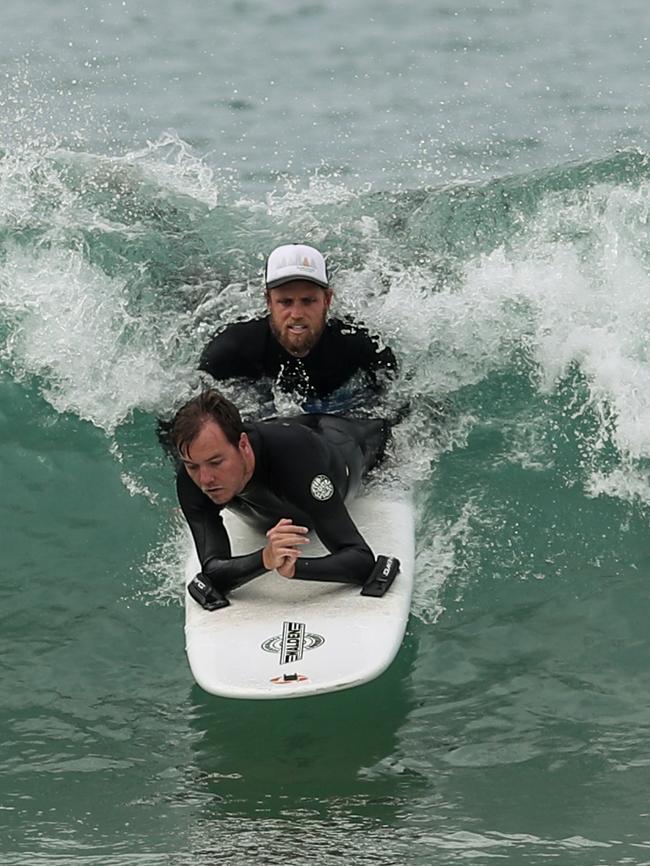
[198,243,396,414]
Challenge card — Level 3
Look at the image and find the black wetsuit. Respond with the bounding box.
[178,415,388,594]
[199,317,396,410]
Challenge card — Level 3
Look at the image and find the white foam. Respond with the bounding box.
[0,242,194,432]
[134,513,188,607]
[119,131,221,210]
[4,145,650,620]
[335,179,650,469]
[411,497,484,624]
[587,465,650,508]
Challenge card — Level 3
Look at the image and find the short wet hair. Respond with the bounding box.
[172,389,243,455]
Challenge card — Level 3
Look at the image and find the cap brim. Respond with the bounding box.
[266,275,329,290]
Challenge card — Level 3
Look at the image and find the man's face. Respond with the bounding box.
[267,280,332,357]
[180,420,252,505]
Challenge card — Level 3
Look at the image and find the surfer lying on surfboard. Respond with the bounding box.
[172,389,398,609]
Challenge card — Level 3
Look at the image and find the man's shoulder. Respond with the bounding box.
[321,316,397,375]
[211,317,269,341]
[326,316,371,337]
[199,317,270,375]
[252,418,314,444]
[252,419,325,464]
[322,316,376,347]
[323,317,388,355]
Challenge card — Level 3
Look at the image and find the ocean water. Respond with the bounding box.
[3,0,650,863]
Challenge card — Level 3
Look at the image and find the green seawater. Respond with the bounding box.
[3,1,650,863]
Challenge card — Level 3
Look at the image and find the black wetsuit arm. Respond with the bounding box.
[264,429,375,584]
[353,330,407,418]
[370,342,398,377]
[334,320,398,394]
[293,492,375,584]
[240,416,375,584]
[176,468,266,593]
[198,320,267,381]
[363,340,398,399]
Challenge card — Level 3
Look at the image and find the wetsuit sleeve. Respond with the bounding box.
[344,322,407,419]
[293,490,376,585]
[336,320,398,387]
[176,467,266,593]
[272,434,375,584]
[358,330,397,380]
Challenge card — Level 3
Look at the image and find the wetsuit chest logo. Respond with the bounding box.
[310,474,334,501]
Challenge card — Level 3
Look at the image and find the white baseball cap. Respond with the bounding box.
[265,243,329,290]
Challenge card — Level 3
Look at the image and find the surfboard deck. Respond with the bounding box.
[184,494,414,699]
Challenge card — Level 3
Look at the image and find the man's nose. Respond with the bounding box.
[198,465,215,486]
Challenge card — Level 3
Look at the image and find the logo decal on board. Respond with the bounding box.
[310,474,334,501]
[261,621,325,664]
[270,673,309,686]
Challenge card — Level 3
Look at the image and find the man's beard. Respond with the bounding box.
[270,316,326,357]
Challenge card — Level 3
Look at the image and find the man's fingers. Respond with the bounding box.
[265,518,291,536]
[266,520,308,538]
[278,535,309,546]
[273,545,300,559]
[264,548,299,572]
[262,519,309,572]
[262,538,305,569]
[266,531,309,546]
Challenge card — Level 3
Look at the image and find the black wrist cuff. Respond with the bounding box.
[360,555,400,597]
[187,574,230,611]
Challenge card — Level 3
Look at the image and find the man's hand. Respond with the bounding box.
[262,518,309,577]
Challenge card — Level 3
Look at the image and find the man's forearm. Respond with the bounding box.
[293,545,375,585]
[202,550,267,593]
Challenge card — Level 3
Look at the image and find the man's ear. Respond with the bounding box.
[324,289,333,310]
[239,431,251,453]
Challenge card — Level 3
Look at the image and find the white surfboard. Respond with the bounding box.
[184,493,414,699]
